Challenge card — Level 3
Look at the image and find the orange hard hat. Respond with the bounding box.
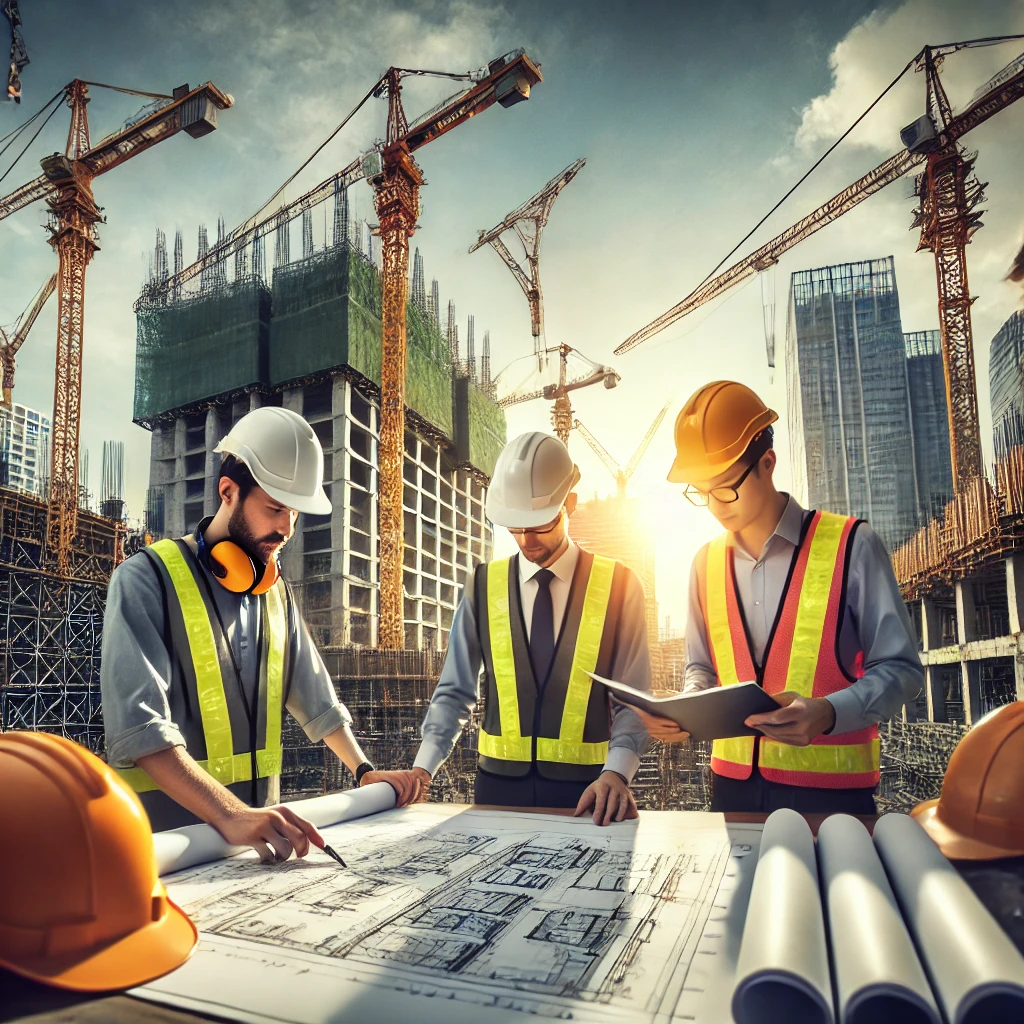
[910,701,1024,860]
[0,732,197,991]
[667,380,778,484]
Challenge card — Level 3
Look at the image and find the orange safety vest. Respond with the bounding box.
[696,509,880,789]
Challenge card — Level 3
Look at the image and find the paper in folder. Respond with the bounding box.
[587,673,780,740]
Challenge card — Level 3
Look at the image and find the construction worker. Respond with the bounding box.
[379,432,653,824]
[636,381,923,814]
[0,732,198,990]
[100,406,416,856]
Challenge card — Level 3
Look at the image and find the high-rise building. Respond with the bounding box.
[989,309,1024,460]
[904,330,954,522]
[0,401,50,497]
[785,257,918,551]
[136,237,506,652]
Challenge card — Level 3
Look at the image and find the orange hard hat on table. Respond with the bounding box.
[911,701,1024,860]
[0,731,197,991]
[667,380,778,484]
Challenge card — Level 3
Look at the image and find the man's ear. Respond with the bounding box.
[218,476,239,505]
[762,449,777,477]
[565,492,578,517]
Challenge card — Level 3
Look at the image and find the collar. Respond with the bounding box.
[519,537,578,586]
[731,493,806,563]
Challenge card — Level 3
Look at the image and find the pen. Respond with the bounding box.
[322,843,347,868]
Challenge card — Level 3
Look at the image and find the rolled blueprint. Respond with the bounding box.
[731,808,834,1024]
[153,782,397,876]
[874,812,1024,1024]
[817,814,941,1024]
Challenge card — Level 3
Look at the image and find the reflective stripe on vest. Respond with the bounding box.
[114,539,286,793]
[478,553,616,767]
[703,510,880,788]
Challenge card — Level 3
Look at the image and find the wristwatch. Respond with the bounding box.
[355,761,375,784]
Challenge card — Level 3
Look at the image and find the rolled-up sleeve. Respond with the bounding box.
[604,569,653,782]
[826,525,924,735]
[413,589,482,776]
[284,593,353,742]
[100,555,186,767]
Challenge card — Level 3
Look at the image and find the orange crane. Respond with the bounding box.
[615,39,1024,493]
[574,402,671,498]
[0,78,233,575]
[1,272,55,407]
[367,50,542,648]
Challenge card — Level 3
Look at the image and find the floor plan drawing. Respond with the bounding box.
[134,807,762,1024]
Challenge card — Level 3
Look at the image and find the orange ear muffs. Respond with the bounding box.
[250,557,280,596]
[207,540,258,594]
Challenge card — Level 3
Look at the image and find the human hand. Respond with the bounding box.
[360,767,431,806]
[574,770,639,827]
[744,691,836,746]
[632,705,691,744]
[213,804,323,863]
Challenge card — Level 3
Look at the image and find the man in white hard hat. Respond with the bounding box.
[380,432,653,824]
[101,406,417,859]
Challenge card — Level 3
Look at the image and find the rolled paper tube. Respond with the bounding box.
[731,807,834,1024]
[152,782,398,876]
[874,812,1024,1024]
[817,814,941,1024]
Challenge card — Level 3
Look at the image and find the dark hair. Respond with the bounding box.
[220,454,257,500]
[742,426,775,472]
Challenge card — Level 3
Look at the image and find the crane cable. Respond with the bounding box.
[695,32,1024,294]
[0,88,65,187]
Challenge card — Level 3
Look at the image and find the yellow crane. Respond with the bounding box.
[574,402,670,498]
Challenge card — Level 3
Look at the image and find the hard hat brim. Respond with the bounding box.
[258,478,332,516]
[0,895,198,992]
[910,799,1024,861]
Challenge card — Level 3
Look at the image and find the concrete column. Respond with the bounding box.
[204,406,221,517]
[962,661,982,726]
[955,579,977,645]
[919,598,946,723]
[1007,555,1024,634]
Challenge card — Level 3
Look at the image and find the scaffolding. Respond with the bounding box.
[0,487,121,752]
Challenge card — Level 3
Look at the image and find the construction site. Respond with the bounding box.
[0,30,1022,823]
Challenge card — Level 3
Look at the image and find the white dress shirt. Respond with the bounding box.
[518,538,579,640]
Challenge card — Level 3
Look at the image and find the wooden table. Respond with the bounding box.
[3,809,1021,1023]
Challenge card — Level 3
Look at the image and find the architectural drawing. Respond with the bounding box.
[135,807,763,1024]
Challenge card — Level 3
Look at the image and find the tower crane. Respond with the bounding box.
[139,51,542,648]
[367,50,542,648]
[615,38,1024,493]
[574,401,671,498]
[1,273,56,408]
[0,78,233,575]
[471,159,619,443]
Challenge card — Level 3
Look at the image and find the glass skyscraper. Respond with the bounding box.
[904,330,954,522]
[989,310,1024,460]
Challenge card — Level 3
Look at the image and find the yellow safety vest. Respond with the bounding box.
[476,549,624,783]
[113,538,288,802]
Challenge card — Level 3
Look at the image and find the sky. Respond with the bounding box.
[2,0,1023,628]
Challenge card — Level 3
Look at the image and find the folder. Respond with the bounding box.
[587,672,780,740]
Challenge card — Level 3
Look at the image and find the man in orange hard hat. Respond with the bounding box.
[0,731,198,991]
[911,701,1024,860]
[636,380,924,814]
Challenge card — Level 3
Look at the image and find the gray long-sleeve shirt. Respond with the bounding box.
[684,495,923,733]
[413,540,653,782]
[100,545,352,771]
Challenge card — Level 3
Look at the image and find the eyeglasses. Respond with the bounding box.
[507,511,563,537]
[683,461,756,507]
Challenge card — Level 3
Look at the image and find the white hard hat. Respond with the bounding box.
[486,432,580,529]
[214,407,331,516]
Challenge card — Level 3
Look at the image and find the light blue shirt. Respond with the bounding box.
[413,542,653,782]
[684,495,924,733]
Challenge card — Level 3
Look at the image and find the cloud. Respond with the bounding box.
[794,0,1024,153]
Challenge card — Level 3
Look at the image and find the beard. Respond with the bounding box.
[228,499,288,565]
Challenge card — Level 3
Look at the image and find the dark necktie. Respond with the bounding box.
[530,568,555,688]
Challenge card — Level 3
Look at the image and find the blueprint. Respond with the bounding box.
[134,806,762,1024]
